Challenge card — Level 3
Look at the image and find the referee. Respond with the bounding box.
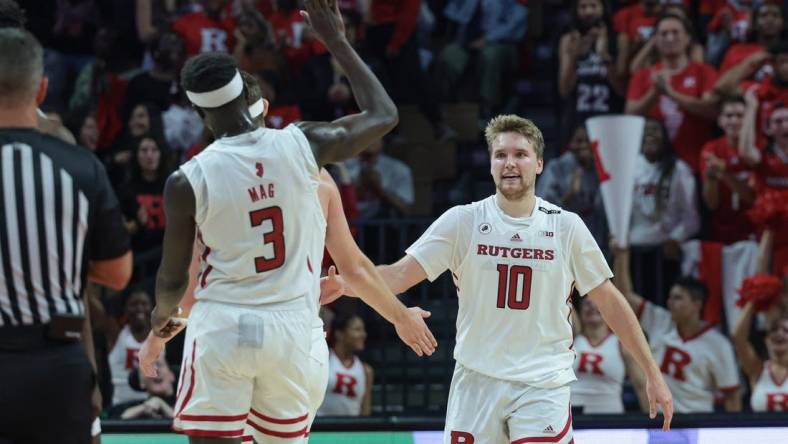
[0,29,131,444]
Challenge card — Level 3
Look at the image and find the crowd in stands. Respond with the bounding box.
[16,0,788,418]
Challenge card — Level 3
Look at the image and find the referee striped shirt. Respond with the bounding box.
[0,128,129,327]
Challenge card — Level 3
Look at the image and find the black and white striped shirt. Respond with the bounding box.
[0,128,129,327]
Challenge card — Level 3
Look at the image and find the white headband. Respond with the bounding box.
[248,98,264,118]
[186,70,243,108]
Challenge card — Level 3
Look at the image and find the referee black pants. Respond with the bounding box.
[0,341,93,444]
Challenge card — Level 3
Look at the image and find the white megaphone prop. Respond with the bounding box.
[585,115,645,248]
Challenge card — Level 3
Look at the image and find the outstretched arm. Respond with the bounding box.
[297,0,398,166]
[322,171,436,355]
[588,280,673,431]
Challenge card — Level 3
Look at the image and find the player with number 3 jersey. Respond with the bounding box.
[136,2,435,441]
[322,115,674,443]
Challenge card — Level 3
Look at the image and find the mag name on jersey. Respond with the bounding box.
[247,183,276,203]
[476,244,555,260]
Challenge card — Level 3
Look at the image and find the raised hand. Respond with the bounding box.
[393,306,438,357]
[300,0,346,46]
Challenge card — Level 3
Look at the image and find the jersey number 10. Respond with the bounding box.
[496,264,533,310]
[249,206,285,272]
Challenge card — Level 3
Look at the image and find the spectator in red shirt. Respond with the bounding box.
[172,0,235,56]
[741,95,788,273]
[626,13,718,173]
[714,3,784,96]
[699,96,756,244]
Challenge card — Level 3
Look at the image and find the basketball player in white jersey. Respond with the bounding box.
[571,298,647,414]
[317,314,371,416]
[733,303,788,412]
[614,247,742,413]
[245,70,436,440]
[138,2,436,443]
[322,115,674,442]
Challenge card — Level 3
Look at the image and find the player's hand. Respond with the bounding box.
[393,306,438,357]
[320,265,347,305]
[139,332,169,378]
[301,0,346,46]
[646,372,673,431]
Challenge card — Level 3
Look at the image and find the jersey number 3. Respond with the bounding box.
[249,206,285,272]
[496,264,533,310]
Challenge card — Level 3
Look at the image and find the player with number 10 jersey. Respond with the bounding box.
[325,115,673,443]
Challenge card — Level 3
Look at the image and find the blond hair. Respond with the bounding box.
[484,115,544,159]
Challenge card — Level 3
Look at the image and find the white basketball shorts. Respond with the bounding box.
[444,364,574,444]
[172,299,312,442]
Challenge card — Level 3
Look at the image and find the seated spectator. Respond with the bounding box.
[558,0,624,138]
[705,0,754,66]
[714,2,784,94]
[108,288,156,407]
[119,135,171,278]
[571,298,647,414]
[700,96,755,244]
[439,0,529,122]
[344,139,414,218]
[173,0,235,56]
[122,32,185,118]
[733,307,788,412]
[65,106,99,151]
[629,119,699,302]
[626,12,718,173]
[317,314,372,416]
[614,248,742,413]
[536,125,607,249]
[108,364,176,419]
[108,102,164,185]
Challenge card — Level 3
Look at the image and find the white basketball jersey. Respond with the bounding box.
[639,301,740,412]
[109,325,148,405]
[571,333,626,413]
[316,350,366,416]
[180,125,325,308]
[407,196,612,387]
[750,362,788,412]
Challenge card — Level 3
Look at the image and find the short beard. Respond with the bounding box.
[497,182,528,201]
